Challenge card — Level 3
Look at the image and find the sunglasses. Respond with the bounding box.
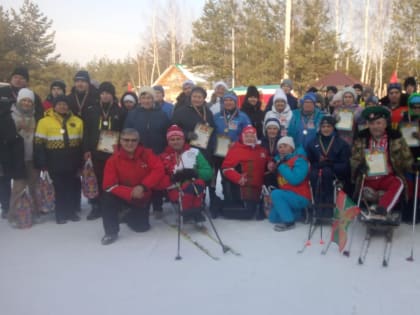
[121,138,138,143]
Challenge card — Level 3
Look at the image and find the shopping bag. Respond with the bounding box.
[81,159,99,199]
[12,187,33,229]
[37,170,55,213]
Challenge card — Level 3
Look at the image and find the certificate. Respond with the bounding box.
[214,135,231,157]
[400,123,420,147]
[336,110,354,131]
[365,149,388,176]
[97,130,119,153]
[190,123,214,149]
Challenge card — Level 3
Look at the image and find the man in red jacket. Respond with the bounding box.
[100,128,165,245]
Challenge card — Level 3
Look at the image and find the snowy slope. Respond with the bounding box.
[1,206,420,315]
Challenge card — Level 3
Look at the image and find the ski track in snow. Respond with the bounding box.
[1,201,420,315]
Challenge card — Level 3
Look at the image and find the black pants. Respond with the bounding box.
[101,192,150,235]
[151,190,164,212]
[90,158,107,207]
[50,172,80,221]
[0,175,11,213]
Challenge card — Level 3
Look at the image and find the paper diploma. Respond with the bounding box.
[214,135,231,157]
[97,130,119,154]
[336,111,354,131]
[190,123,214,149]
[400,123,420,147]
[365,150,388,176]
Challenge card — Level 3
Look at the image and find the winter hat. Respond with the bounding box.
[302,92,317,104]
[153,85,165,96]
[11,66,29,81]
[404,77,417,90]
[182,80,195,89]
[307,87,318,93]
[52,95,69,107]
[50,80,66,94]
[387,82,402,93]
[332,91,343,103]
[277,136,295,150]
[123,94,136,104]
[17,88,35,103]
[99,81,116,96]
[246,85,260,98]
[241,125,257,143]
[342,87,357,101]
[139,86,155,99]
[213,81,228,90]
[320,115,336,126]
[326,86,338,94]
[223,92,238,104]
[353,83,363,91]
[74,70,90,82]
[273,88,288,105]
[191,86,207,98]
[362,106,390,122]
[365,95,379,106]
[264,118,281,130]
[281,79,293,89]
[166,125,185,140]
[408,93,420,107]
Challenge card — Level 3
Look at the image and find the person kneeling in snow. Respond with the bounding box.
[100,128,165,245]
[269,136,311,231]
[160,125,213,222]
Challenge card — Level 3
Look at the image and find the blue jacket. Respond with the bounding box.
[275,147,309,186]
[158,101,174,119]
[288,108,324,150]
[124,105,170,154]
[214,110,251,142]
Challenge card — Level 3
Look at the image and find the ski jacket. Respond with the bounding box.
[67,86,99,117]
[275,149,311,201]
[103,146,165,204]
[124,104,170,155]
[287,107,324,150]
[82,101,126,160]
[214,109,251,142]
[240,100,264,139]
[34,109,83,173]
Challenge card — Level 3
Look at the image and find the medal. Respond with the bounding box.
[303,129,308,135]
[60,128,65,134]
[224,128,229,133]
[103,121,108,126]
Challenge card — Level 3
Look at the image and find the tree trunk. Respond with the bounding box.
[283,0,292,79]
[360,0,370,82]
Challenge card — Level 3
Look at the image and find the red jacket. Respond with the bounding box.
[222,142,269,188]
[103,146,165,204]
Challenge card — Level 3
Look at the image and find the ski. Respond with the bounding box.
[162,219,220,261]
[382,229,394,267]
[357,228,372,265]
[194,224,241,256]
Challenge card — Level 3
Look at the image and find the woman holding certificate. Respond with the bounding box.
[333,87,364,146]
[82,82,126,220]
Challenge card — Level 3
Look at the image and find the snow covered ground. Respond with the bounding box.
[1,203,420,315]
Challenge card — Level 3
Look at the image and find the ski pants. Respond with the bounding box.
[269,189,309,224]
[365,174,403,212]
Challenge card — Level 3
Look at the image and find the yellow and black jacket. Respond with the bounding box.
[34,109,83,173]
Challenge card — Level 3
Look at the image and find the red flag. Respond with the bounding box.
[330,190,361,252]
[389,70,398,83]
[127,82,133,91]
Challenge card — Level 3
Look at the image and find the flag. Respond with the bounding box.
[330,190,361,252]
[389,70,398,83]
[127,82,133,91]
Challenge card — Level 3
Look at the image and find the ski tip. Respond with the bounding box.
[382,260,388,267]
[343,251,350,257]
[175,256,182,261]
[358,258,363,265]
[406,257,414,262]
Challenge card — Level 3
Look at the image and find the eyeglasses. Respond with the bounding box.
[121,138,138,143]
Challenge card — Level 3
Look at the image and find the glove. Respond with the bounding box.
[187,132,198,141]
[171,168,198,183]
[356,161,369,175]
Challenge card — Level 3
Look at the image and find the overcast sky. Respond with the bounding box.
[2,0,205,65]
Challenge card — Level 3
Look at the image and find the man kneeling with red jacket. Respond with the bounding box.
[101,128,165,245]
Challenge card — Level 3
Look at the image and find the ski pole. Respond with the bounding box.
[407,168,419,262]
[343,173,365,257]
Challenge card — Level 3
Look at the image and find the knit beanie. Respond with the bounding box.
[166,125,185,140]
[281,79,293,89]
[74,70,90,82]
[182,80,195,89]
[223,92,238,105]
[264,117,281,130]
[277,136,295,150]
[302,92,317,104]
[213,81,228,90]
[17,88,35,103]
[387,83,402,93]
[153,85,165,96]
[342,87,357,101]
[50,80,66,94]
[246,85,260,98]
[99,81,116,96]
[139,86,155,99]
[52,95,69,107]
[11,66,29,81]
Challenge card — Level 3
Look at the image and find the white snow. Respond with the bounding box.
[1,203,420,315]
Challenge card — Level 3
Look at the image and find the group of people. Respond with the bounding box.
[0,66,419,244]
